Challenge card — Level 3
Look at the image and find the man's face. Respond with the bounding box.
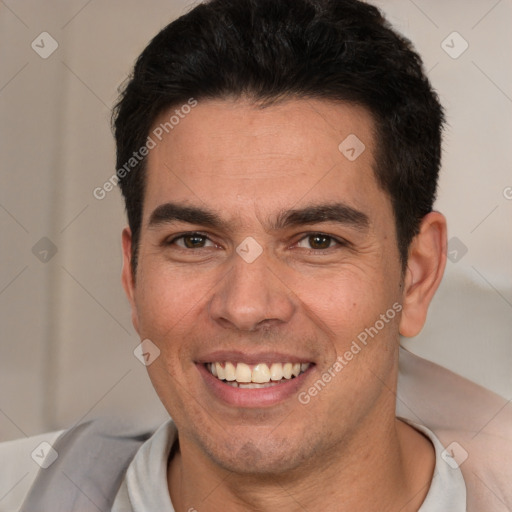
[123,98,406,474]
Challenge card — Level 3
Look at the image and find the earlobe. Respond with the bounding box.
[121,227,140,334]
[399,212,447,338]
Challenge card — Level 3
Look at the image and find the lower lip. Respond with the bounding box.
[197,363,312,408]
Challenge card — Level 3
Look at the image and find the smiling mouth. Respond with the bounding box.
[206,361,312,389]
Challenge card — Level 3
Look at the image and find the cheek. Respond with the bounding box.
[294,267,386,328]
[288,266,401,372]
[134,263,209,346]
[133,268,206,406]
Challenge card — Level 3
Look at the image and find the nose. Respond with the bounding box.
[208,248,296,332]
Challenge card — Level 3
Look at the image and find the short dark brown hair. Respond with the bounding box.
[113,0,444,273]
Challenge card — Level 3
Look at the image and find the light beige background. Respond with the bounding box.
[0,0,511,443]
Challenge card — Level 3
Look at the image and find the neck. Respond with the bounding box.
[168,411,435,512]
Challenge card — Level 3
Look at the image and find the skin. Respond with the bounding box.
[122,98,447,511]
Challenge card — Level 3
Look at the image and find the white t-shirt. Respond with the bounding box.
[111,418,467,511]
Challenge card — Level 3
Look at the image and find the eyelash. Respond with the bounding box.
[164,231,348,253]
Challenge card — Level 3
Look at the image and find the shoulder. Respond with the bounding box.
[398,347,512,510]
[0,417,158,512]
[397,346,511,434]
[0,429,64,512]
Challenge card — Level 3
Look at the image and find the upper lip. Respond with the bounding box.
[195,350,314,365]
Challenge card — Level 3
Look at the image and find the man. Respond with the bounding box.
[1,0,511,510]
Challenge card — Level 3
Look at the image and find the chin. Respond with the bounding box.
[200,432,314,476]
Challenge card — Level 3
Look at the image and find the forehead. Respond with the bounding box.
[143,98,390,228]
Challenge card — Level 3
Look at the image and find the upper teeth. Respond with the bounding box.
[208,362,310,384]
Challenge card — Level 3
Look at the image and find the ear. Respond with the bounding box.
[121,227,140,335]
[399,212,447,338]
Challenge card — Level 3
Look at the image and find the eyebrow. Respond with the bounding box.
[148,203,230,230]
[148,201,370,232]
[273,203,369,231]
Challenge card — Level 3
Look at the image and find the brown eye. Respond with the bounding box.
[183,234,207,248]
[169,233,215,249]
[309,234,332,249]
[297,234,337,250]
